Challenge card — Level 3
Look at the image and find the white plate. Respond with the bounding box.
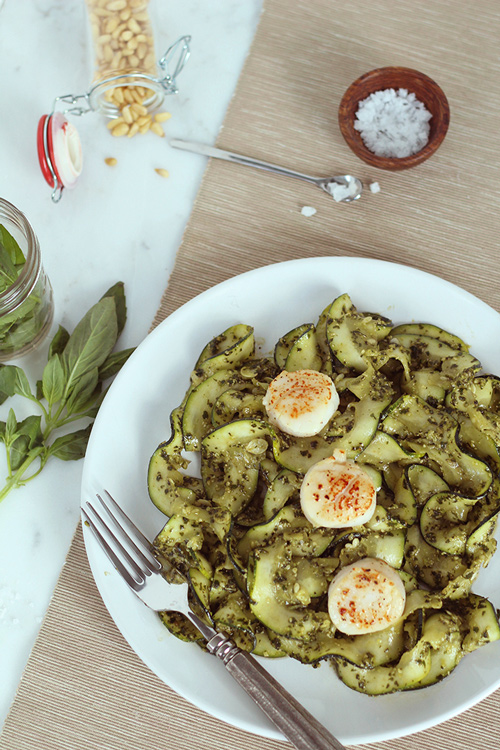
[81,257,500,745]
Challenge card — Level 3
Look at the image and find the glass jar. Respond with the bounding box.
[38,2,189,201]
[0,199,54,361]
[85,0,177,119]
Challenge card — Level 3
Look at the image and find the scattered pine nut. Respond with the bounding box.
[150,122,165,137]
[155,168,170,178]
[105,157,118,166]
[154,111,171,123]
[111,122,129,137]
[106,117,122,129]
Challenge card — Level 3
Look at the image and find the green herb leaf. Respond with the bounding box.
[0,243,18,292]
[65,368,100,416]
[0,224,25,265]
[0,364,34,402]
[9,415,42,471]
[48,424,92,461]
[49,325,70,358]
[42,354,67,407]
[101,282,127,337]
[98,347,135,381]
[5,409,18,443]
[62,297,118,391]
[80,388,107,419]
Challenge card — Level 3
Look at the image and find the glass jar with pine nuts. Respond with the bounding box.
[84,0,190,136]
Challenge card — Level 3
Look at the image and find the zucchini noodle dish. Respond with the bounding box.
[148,293,500,695]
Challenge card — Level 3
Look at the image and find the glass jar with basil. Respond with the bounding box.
[0,198,54,361]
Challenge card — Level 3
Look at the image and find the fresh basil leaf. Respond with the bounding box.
[0,365,33,402]
[0,243,17,292]
[81,388,107,419]
[36,379,43,401]
[13,367,33,400]
[0,366,18,398]
[49,325,70,358]
[48,424,92,461]
[42,354,66,407]
[98,347,135,381]
[0,421,6,442]
[62,297,118,390]
[101,281,126,337]
[65,368,99,415]
[5,409,18,443]
[0,224,25,265]
[9,415,43,471]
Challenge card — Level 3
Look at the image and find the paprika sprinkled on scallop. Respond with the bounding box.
[327,557,406,635]
[300,449,376,528]
[262,369,339,437]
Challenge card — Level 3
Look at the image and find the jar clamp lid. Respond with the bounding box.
[37,35,191,203]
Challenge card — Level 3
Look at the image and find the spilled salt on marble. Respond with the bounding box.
[354,88,432,158]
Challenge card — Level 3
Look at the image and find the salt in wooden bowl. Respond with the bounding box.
[338,67,450,170]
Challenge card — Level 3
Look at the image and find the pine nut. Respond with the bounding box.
[106,116,124,129]
[121,105,133,123]
[154,112,171,122]
[155,168,169,178]
[151,122,164,137]
[131,102,148,116]
[105,157,117,166]
[112,86,124,104]
[105,16,119,33]
[127,122,140,137]
[106,0,127,10]
[111,122,129,136]
[127,18,141,33]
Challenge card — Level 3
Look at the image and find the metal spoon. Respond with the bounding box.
[169,139,363,203]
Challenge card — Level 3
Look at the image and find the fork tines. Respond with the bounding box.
[82,490,162,590]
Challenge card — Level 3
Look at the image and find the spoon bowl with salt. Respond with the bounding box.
[170,139,363,202]
[338,67,450,170]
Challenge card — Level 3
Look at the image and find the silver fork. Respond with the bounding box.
[82,491,347,750]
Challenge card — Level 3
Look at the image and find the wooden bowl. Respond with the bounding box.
[338,67,450,170]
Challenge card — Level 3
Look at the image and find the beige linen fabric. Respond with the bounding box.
[3,0,500,748]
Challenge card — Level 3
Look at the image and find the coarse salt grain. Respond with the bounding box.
[354,88,432,158]
[300,206,317,217]
[328,181,360,203]
[369,181,381,194]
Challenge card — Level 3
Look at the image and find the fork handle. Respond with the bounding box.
[206,634,346,750]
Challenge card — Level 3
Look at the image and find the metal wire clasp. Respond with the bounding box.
[157,35,191,94]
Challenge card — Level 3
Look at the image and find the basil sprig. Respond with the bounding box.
[0,281,134,504]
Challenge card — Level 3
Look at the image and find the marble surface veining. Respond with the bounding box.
[0,0,262,729]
